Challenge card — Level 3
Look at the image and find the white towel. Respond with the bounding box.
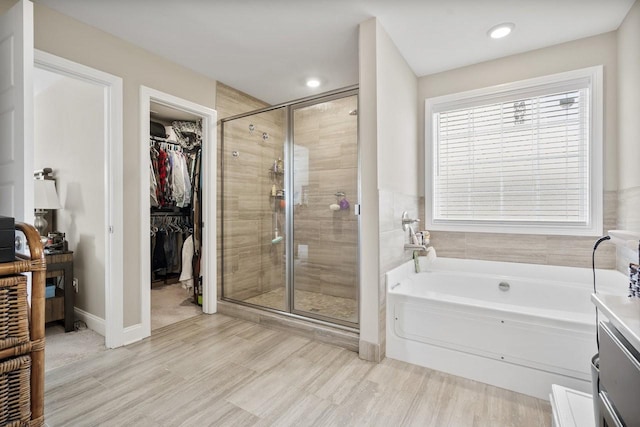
[179,235,194,291]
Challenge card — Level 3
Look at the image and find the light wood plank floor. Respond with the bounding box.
[45,314,551,427]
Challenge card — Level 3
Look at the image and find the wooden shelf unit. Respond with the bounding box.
[44,251,74,332]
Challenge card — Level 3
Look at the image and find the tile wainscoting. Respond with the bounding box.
[378,189,421,361]
[418,190,617,270]
[616,186,640,273]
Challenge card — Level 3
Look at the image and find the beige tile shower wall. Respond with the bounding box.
[419,191,617,269]
[292,97,359,301]
[216,83,287,303]
[222,110,286,302]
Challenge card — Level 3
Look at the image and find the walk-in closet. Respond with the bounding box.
[149,102,203,330]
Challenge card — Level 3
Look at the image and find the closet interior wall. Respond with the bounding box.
[149,102,203,306]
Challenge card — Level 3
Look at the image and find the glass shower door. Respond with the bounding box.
[221,107,287,311]
[290,93,359,326]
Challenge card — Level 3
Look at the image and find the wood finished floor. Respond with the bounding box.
[44,314,551,427]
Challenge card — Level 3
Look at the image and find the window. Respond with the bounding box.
[425,67,603,236]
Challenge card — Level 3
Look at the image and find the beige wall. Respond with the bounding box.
[376,23,419,196]
[358,18,381,358]
[34,75,106,318]
[616,0,640,271]
[0,0,218,327]
[358,18,420,361]
[618,0,640,192]
[418,32,619,269]
[375,23,419,360]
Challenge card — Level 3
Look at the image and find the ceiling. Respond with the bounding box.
[35,0,635,105]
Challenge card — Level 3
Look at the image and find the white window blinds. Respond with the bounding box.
[426,67,603,235]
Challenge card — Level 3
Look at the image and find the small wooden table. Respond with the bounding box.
[45,250,74,332]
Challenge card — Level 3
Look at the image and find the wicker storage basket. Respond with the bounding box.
[0,276,29,351]
[0,355,31,426]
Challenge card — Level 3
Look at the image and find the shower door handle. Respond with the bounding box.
[355,204,361,215]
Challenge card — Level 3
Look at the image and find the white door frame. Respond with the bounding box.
[139,86,217,339]
[34,50,124,349]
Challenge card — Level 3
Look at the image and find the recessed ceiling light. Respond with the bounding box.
[306,78,321,88]
[488,23,515,39]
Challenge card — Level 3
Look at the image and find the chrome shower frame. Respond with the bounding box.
[220,85,360,331]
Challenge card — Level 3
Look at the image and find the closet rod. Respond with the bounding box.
[150,136,182,144]
[150,211,188,217]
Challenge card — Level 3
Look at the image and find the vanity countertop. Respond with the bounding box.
[592,293,640,351]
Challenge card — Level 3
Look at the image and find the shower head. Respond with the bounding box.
[271,236,283,244]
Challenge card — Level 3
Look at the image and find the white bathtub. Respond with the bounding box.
[385,257,628,400]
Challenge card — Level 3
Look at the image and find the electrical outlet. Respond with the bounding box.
[73,277,79,293]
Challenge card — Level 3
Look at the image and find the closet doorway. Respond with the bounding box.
[140,87,217,337]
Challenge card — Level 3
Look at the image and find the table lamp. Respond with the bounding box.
[34,178,61,237]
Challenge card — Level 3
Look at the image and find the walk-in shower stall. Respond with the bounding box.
[221,88,359,328]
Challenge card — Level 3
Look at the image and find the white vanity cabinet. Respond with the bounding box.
[591,294,640,427]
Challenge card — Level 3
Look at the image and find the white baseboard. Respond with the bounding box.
[74,307,105,336]
[122,324,146,346]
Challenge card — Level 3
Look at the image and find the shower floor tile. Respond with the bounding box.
[242,287,357,323]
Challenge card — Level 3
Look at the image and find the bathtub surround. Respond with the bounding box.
[385,257,628,400]
[379,191,421,275]
[378,190,420,359]
[420,191,617,269]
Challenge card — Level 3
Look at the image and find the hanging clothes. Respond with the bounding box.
[168,150,192,208]
[192,149,202,254]
[152,230,167,273]
[150,162,159,208]
[179,235,194,291]
[150,215,192,282]
[149,121,201,307]
[149,140,193,209]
